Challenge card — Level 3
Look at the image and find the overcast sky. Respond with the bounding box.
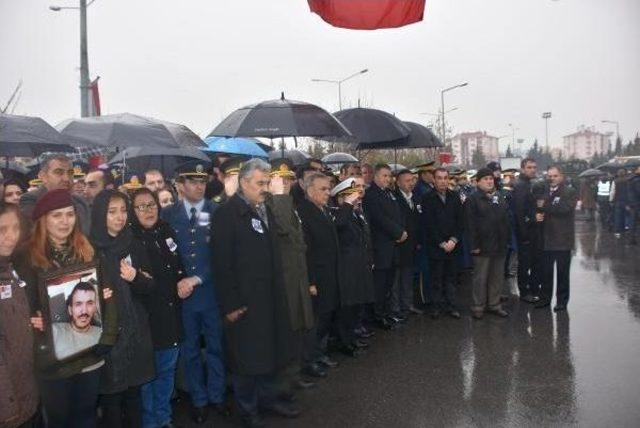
[2,0,639,152]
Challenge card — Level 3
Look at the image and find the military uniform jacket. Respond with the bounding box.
[211,194,292,375]
[297,198,341,314]
[464,190,510,257]
[266,194,314,332]
[362,182,405,270]
[162,199,218,313]
[540,183,578,251]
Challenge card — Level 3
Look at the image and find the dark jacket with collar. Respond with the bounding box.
[161,198,218,313]
[512,176,537,244]
[211,194,292,375]
[297,198,341,314]
[464,189,510,256]
[130,218,185,350]
[539,183,578,251]
[393,189,421,267]
[421,189,464,260]
[362,182,404,270]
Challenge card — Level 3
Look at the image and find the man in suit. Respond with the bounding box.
[161,161,226,424]
[535,165,578,311]
[363,164,407,329]
[297,172,346,369]
[212,159,299,427]
[422,168,464,319]
[391,169,423,318]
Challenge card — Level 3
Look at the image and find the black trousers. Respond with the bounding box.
[336,305,357,346]
[516,241,543,297]
[100,385,143,428]
[40,368,101,428]
[429,258,457,310]
[313,310,334,361]
[541,250,572,306]
[373,268,395,319]
[232,373,279,417]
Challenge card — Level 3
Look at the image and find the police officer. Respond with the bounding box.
[161,161,226,424]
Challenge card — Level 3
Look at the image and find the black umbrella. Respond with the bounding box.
[57,113,205,149]
[0,113,75,157]
[596,157,640,171]
[268,149,311,167]
[108,146,211,178]
[579,168,606,178]
[321,152,359,165]
[401,122,443,148]
[332,108,411,150]
[209,93,352,140]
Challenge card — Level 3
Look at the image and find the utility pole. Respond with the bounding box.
[79,0,90,117]
[542,112,552,149]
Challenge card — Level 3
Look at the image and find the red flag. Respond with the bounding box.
[88,76,101,116]
[308,0,425,30]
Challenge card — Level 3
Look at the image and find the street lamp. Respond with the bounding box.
[311,68,369,111]
[542,112,552,149]
[50,0,97,117]
[440,82,468,146]
[421,107,458,116]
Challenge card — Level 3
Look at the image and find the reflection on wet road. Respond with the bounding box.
[179,221,640,427]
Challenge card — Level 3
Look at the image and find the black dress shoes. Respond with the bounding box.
[353,339,369,349]
[430,309,441,320]
[488,308,509,318]
[447,310,461,319]
[295,378,317,389]
[211,402,231,417]
[354,326,375,339]
[302,362,328,378]
[241,414,266,428]
[553,304,567,312]
[191,405,208,424]
[264,401,301,418]
[317,355,339,368]
[374,317,396,330]
[339,344,361,358]
[534,300,551,309]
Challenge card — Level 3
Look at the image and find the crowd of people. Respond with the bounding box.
[1,150,626,428]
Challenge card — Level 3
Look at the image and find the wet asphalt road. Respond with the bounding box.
[175,220,640,427]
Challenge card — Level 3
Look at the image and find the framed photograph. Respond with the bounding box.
[38,262,103,363]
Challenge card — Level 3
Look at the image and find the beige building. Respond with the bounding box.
[450,131,500,166]
[562,126,611,160]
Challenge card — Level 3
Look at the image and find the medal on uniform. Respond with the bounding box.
[553,196,560,205]
[165,237,178,252]
[416,204,423,214]
[0,284,12,299]
[492,195,499,204]
[252,218,264,234]
[198,212,210,227]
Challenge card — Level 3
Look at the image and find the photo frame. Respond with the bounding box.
[38,261,104,364]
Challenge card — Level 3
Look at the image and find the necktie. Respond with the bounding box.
[256,204,269,229]
[190,207,197,227]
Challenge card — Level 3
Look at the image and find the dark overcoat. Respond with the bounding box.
[211,194,292,375]
[540,183,578,251]
[421,190,464,260]
[362,182,404,270]
[296,198,340,314]
[464,190,510,256]
[266,194,314,331]
[333,203,375,306]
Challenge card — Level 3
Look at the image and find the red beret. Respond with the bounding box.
[32,189,74,221]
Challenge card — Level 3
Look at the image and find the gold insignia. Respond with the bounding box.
[279,163,289,173]
[73,166,83,176]
[196,164,204,173]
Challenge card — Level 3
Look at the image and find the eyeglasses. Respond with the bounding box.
[133,202,158,212]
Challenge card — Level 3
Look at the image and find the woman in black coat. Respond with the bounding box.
[129,188,186,428]
[90,189,155,428]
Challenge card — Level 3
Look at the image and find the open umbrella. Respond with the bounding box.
[203,137,268,158]
[579,168,606,178]
[321,152,358,165]
[209,92,352,140]
[108,146,210,178]
[332,108,410,150]
[57,113,205,149]
[401,122,443,148]
[268,149,311,167]
[0,113,75,157]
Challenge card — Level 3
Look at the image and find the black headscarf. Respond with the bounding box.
[90,189,132,258]
[128,187,168,239]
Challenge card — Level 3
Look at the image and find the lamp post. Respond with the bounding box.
[50,0,96,117]
[542,112,552,149]
[421,107,458,117]
[440,82,468,146]
[311,68,369,110]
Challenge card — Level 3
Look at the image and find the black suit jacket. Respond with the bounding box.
[421,190,464,260]
[297,198,340,314]
[362,182,404,269]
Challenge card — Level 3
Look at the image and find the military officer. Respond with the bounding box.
[210,157,244,204]
[414,161,436,198]
[161,161,226,424]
